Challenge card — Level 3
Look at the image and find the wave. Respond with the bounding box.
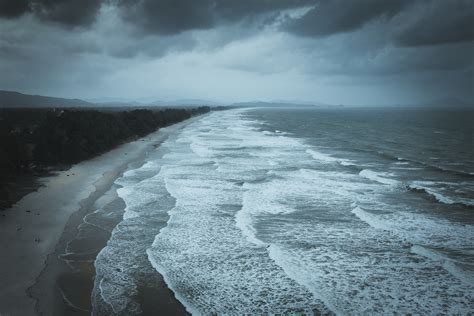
[262,129,290,136]
[144,111,332,313]
[351,205,474,248]
[368,150,474,178]
[393,161,410,165]
[422,162,474,178]
[94,246,141,315]
[267,217,474,314]
[146,247,199,315]
[306,149,356,166]
[117,183,161,220]
[411,245,474,285]
[359,169,399,185]
[234,205,266,247]
[408,182,474,208]
[351,206,388,231]
[267,244,337,314]
[92,142,178,315]
[236,179,302,247]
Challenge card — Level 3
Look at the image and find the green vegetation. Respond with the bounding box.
[0,106,210,208]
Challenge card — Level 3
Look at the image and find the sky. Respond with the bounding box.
[0,0,473,106]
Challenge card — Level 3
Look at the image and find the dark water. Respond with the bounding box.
[93,107,474,314]
[249,107,474,216]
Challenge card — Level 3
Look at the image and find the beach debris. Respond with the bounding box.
[16,227,22,231]
[34,238,41,242]
[35,212,40,215]
[25,210,31,213]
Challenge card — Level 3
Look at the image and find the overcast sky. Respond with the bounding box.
[0,0,473,105]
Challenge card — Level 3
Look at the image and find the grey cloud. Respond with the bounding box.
[117,0,313,35]
[0,0,103,27]
[353,43,474,76]
[394,0,474,46]
[117,0,214,35]
[1,0,314,34]
[284,0,412,37]
[108,33,197,58]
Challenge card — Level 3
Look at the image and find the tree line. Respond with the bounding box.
[0,106,210,208]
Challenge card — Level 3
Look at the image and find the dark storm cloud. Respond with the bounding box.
[394,0,474,47]
[0,0,102,26]
[117,0,214,35]
[0,0,30,18]
[32,0,103,27]
[285,0,474,48]
[117,0,313,35]
[0,0,472,104]
[284,0,413,37]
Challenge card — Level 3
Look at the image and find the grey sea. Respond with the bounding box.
[92,107,474,314]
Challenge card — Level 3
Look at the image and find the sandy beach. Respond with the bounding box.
[0,118,199,316]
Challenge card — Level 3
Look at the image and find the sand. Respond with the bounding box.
[0,118,199,316]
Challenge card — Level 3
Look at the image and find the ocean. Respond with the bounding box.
[92,107,474,314]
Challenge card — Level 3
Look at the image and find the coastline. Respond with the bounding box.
[0,116,202,315]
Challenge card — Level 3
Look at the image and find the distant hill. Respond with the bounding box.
[0,90,93,108]
[231,101,338,108]
[151,99,219,106]
[93,101,148,108]
[89,97,219,107]
[272,99,333,107]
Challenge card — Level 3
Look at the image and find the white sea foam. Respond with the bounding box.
[351,205,474,248]
[411,183,455,204]
[146,110,328,313]
[146,248,201,315]
[306,149,355,166]
[411,245,474,284]
[409,181,474,207]
[359,169,399,185]
[394,161,410,165]
[94,246,140,314]
[92,144,178,315]
[339,160,356,166]
[266,232,474,314]
[94,108,474,314]
[267,244,341,314]
[154,110,473,313]
[351,206,387,230]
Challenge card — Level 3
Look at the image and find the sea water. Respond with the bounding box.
[93,107,474,314]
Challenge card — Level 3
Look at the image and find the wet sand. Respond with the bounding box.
[0,118,199,315]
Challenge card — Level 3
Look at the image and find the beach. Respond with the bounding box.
[0,118,198,315]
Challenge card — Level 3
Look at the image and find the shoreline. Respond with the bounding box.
[0,116,203,315]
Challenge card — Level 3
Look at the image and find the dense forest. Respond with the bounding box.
[0,106,210,208]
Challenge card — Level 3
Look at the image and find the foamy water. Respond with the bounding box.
[93,108,474,314]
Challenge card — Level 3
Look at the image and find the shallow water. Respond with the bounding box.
[94,107,474,314]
